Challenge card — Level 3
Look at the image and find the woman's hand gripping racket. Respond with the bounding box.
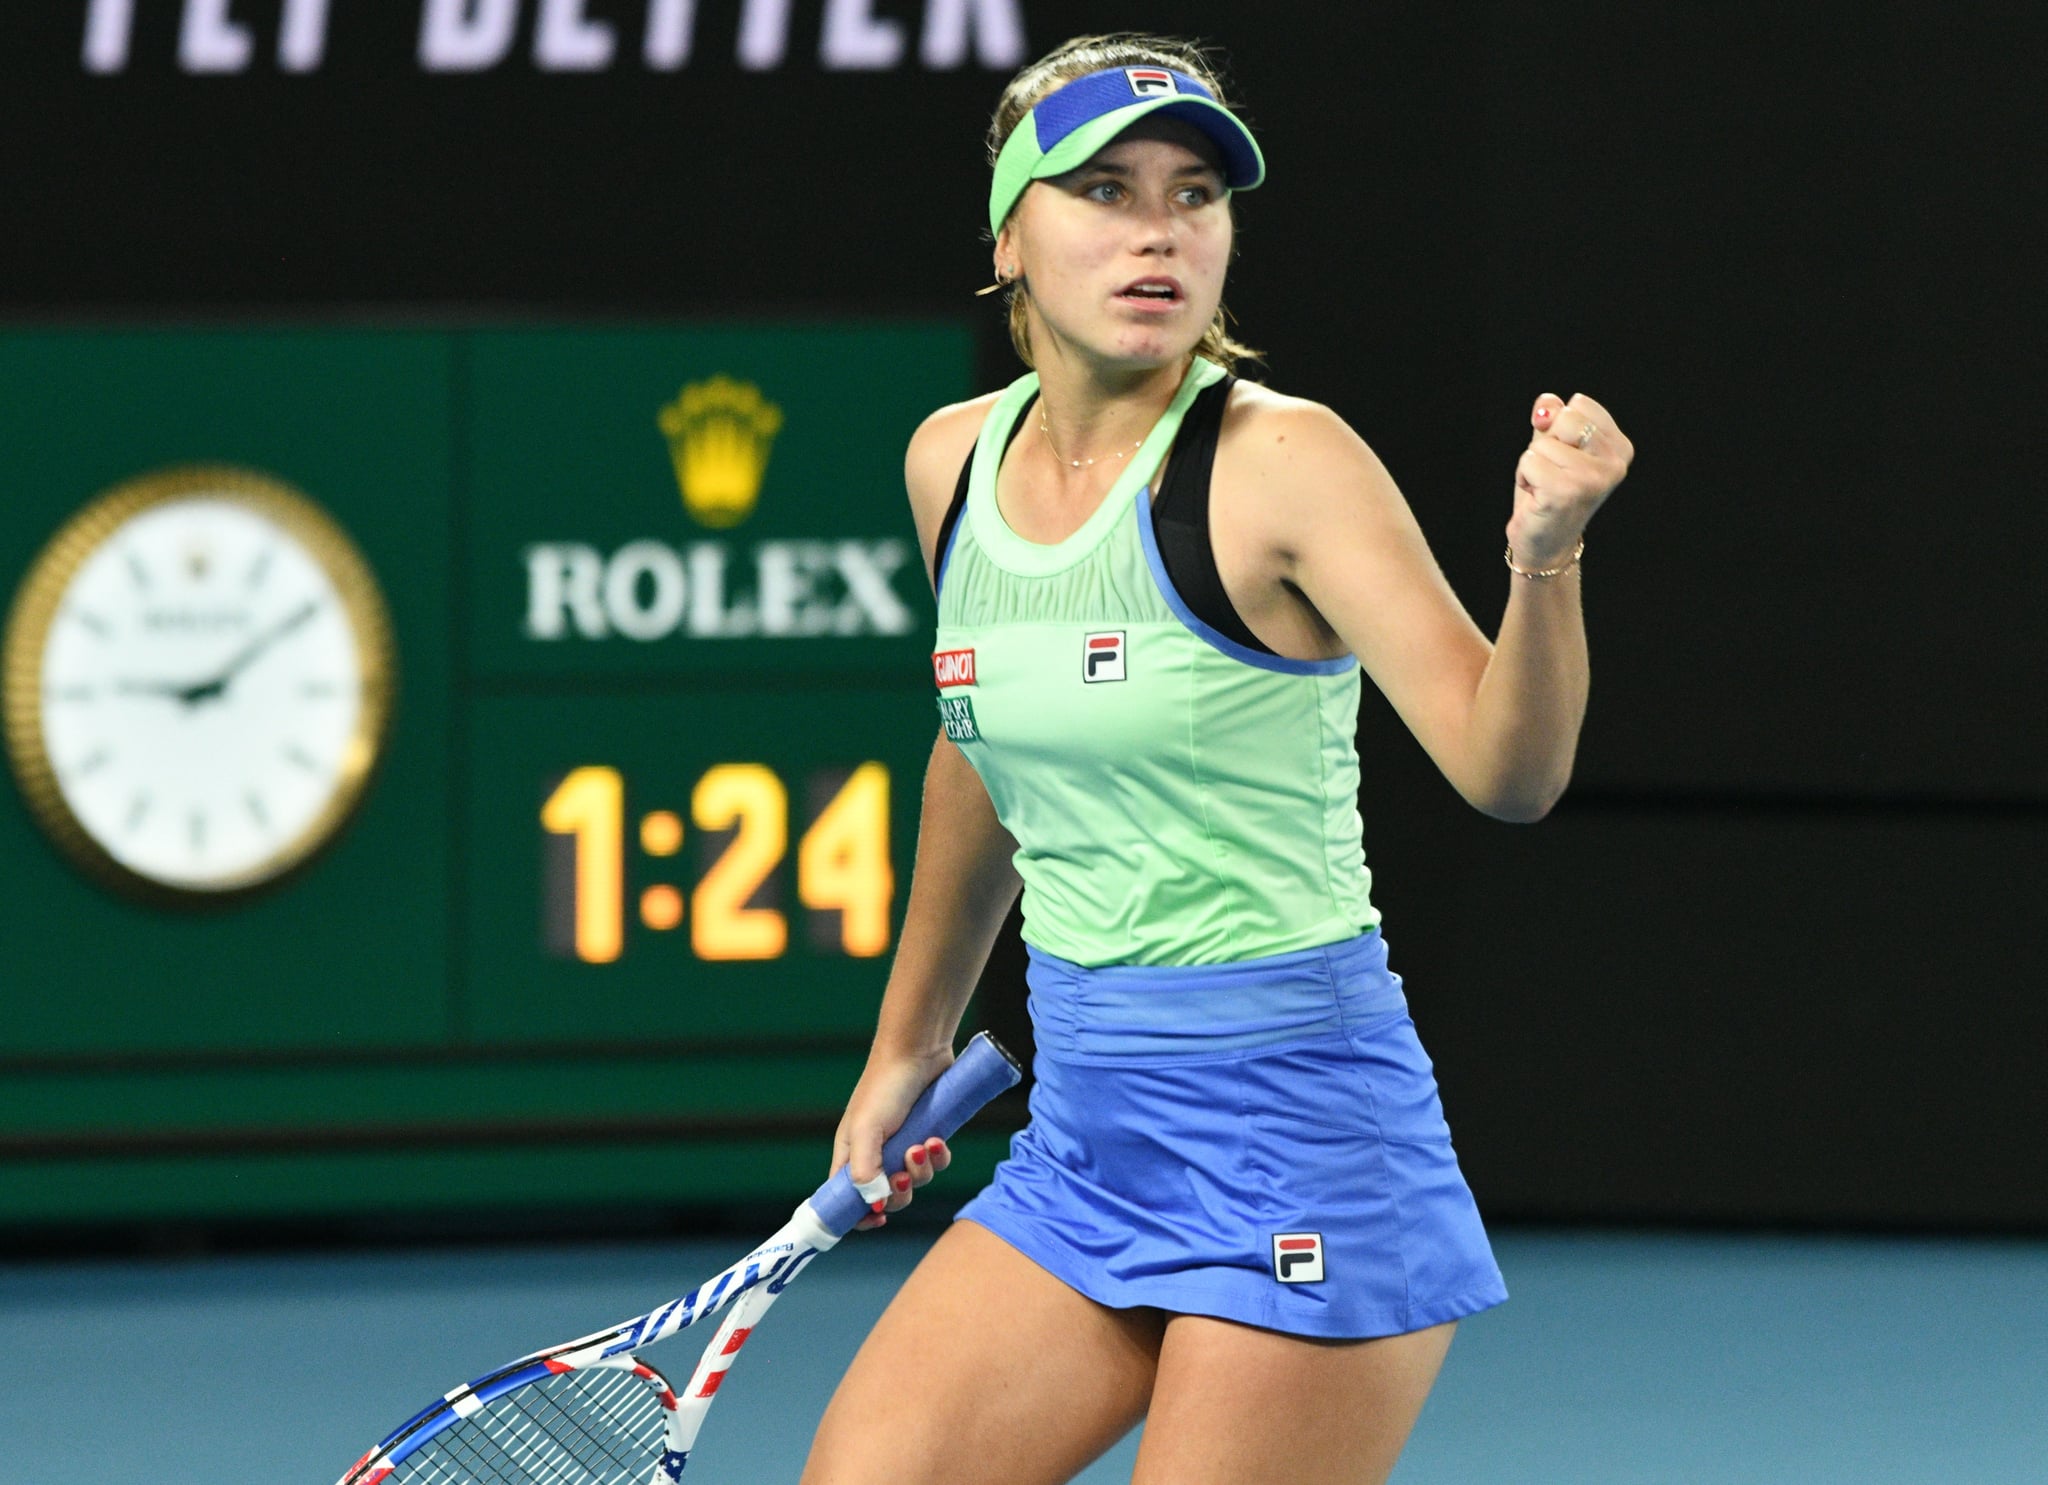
[336,1032,1021,1485]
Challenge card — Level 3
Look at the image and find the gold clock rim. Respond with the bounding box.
[1,464,397,905]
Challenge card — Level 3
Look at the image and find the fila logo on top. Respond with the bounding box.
[1272,1233,1326,1283]
[1083,631,1126,682]
[1125,67,1176,96]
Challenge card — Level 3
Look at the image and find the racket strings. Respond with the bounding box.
[391,1365,669,1484]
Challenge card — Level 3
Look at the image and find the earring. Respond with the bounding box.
[975,266,1018,298]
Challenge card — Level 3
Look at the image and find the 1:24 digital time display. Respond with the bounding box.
[540,761,894,965]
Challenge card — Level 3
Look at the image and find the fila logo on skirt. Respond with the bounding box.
[1272,1232,1325,1283]
[1083,630,1126,682]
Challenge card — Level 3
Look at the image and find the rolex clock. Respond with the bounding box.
[3,466,395,902]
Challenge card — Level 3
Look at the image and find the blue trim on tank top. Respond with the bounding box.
[1133,487,1357,676]
[1025,928,1404,1057]
[934,513,962,598]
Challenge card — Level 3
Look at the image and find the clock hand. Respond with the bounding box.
[177,600,321,706]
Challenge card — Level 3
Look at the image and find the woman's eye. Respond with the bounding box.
[1177,185,1215,207]
[1085,180,1124,202]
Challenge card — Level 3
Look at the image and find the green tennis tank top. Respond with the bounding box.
[933,357,1378,968]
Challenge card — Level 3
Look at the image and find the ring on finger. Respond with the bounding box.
[1575,422,1597,451]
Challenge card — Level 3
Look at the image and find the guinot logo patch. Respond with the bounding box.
[932,648,977,689]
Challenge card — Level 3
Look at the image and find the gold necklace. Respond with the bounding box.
[1040,404,1144,469]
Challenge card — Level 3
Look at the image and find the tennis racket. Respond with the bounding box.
[336,1032,1021,1484]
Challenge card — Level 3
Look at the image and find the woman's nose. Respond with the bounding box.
[1129,196,1177,248]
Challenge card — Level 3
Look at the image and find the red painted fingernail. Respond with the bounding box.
[870,1199,886,1213]
[893,1174,911,1192]
[909,1147,927,1165]
[1534,405,1552,420]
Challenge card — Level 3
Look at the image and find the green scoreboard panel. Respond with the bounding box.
[0,323,986,1227]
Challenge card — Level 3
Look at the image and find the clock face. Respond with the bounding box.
[4,468,393,898]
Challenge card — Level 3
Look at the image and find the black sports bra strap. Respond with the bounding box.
[931,401,1032,593]
[1150,376,1277,656]
[1150,375,1230,524]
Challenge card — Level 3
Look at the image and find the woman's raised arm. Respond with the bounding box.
[1232,391,1633,821]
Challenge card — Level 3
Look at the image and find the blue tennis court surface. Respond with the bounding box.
[2,1226,2042,1482]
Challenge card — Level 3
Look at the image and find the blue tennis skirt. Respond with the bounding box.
[955,929,1507,1339]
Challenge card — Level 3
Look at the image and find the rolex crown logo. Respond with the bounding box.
[657,375,784,529]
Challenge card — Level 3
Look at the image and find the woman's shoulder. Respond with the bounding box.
[904,391,1005,566]
[1219,378,1372,461]
[907,392,1003,472]
[1212,372,1392,489]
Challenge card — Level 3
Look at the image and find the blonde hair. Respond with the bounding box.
[986,34,1263,374]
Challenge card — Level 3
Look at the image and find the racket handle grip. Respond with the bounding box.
[807,1031,1022,1238]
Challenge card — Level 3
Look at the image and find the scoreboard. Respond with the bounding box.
[0,322,981,1227]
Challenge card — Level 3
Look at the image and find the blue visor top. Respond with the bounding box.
[989,67,1265,237]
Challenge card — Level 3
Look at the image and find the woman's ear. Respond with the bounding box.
[993,224,1017,283]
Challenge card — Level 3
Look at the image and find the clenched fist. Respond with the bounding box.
[1509,392,1633,568]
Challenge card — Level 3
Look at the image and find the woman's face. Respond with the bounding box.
[1001,115,1233,372]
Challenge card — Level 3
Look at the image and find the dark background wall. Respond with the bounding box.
[2,2,2040,1230]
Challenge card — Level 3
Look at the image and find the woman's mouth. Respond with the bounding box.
[1115,277,1184,310]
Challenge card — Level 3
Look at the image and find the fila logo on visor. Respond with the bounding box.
[1083,631,1126,683]
[1124,67,1175,97]
[932,648,976,689]
[1272,1233,1325,1283]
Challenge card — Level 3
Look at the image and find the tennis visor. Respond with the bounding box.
[990,66,1265,237]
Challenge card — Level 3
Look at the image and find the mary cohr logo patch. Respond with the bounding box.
[937,694,980,742]
[1272,1233,1325,1283]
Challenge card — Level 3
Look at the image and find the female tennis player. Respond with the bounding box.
[806,33,1633,1485]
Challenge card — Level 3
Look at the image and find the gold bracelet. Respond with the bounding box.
[1505,538,1584,580]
